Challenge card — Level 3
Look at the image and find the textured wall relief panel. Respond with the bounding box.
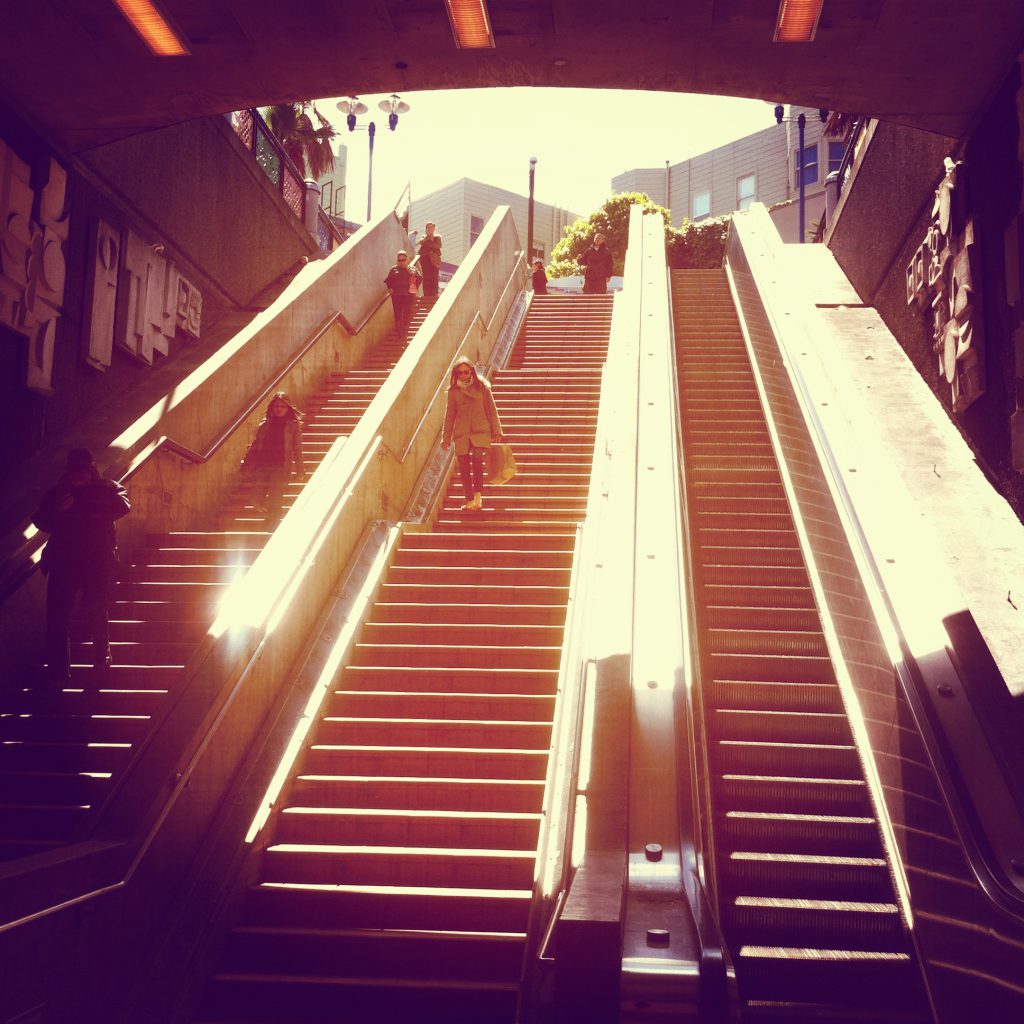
[83,217,120,369]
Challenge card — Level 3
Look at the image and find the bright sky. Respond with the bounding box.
[317,88,774,221]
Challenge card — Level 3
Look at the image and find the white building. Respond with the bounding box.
[409,178,579,267]
[612,105,845,243]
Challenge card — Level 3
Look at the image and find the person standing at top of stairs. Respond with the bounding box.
[417,222,442,297]
[579,233,614,294]
[440,358,504,512]
[384,249,422,338]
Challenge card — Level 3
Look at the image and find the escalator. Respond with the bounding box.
[671,269,931,1022]
[193,293,612,1023]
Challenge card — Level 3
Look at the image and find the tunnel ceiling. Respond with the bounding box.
[2,0,1023,153]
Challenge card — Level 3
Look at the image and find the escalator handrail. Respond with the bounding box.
[521,525,591,971]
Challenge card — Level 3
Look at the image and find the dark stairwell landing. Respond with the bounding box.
[672,269,930,1023]
[193,294,612,1024]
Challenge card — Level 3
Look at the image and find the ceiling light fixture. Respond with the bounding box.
[444,0,495,49]
[773,0,824,42]
[113,0,190,55]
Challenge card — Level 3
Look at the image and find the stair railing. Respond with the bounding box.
[118,255,419,479]
[518,522,593,971]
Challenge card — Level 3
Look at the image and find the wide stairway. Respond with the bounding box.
[672,270,929,1021]
[0,305,428,862]
[193,293,612,1024]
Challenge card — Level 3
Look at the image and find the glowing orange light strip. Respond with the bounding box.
[113,0,190,56]
[774,0,824,42]
[444,0,495,49]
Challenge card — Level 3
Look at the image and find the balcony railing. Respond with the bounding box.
[231,108,343,255]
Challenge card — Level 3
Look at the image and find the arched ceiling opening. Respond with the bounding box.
[2,1,1023,153]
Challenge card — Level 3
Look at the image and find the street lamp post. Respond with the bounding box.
[366,121,376,222]
[797,111,806,244]
[527,157,537,264]
[337,94,410,224]
[775,104,823,244]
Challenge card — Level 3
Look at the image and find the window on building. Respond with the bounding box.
[469,215,484,246]
[794,144,818,187]
[692,190,711,220]
[529,245,545,262]
[828,140,845,175]
[737,174,756,211]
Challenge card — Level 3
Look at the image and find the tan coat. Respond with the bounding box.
[443,380,503,456]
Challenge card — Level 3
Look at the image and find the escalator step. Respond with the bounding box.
[720,773,871,815]
[725,850,892,900]
[719,810,880,854]
[730,895,904,947]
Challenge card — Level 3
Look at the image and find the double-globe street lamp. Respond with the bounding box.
[337,93,411,222]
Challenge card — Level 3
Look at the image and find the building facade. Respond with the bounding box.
[409,178,579,268]
[613,105,844,242]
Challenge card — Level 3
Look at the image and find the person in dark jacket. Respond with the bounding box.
[417,223,442,297]
[384,250,423,338]
[579,232,614,294]
[440,358,504,512]
[33,448,131,679]
[243,392,304,523]
[532,258,548,295]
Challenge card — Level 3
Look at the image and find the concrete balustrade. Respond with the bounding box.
[113,210,411,554]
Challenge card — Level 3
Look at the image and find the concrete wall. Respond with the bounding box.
[826,98,1024,522]
[80,115,319,309]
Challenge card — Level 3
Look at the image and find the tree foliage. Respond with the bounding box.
[261,101,338,180]
[665,214,731,270]
[547,191,730,277]
[548,192,675,278]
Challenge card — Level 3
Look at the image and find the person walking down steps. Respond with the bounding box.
[33,448,131,679]
[384,249,422,339]
[440,358,504,512]
[243,392,304,523]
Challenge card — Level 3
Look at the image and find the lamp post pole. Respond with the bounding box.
[797,112,806,244]
[527,156,537,263]
[366,121,376,222]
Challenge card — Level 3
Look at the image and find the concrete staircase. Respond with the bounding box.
[193,294,613,1024]
[672,269,928,1022]
[0,306,429,862]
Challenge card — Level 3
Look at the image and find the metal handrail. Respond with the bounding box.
[1,274,395,605]
[834,117,866,200]
[118,308,341,481]
[230,108,309,223]
[521,523,594,974]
